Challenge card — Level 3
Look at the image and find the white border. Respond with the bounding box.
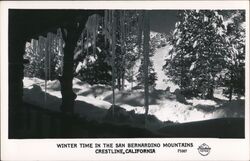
[1,1,249,161]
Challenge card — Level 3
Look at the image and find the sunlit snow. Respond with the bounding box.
[23,42,244,124]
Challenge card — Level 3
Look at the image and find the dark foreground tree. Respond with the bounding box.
[59,12,103,113]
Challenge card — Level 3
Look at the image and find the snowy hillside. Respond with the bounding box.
[151,45,179,91]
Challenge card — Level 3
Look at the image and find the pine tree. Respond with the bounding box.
[116,11,142,90]
[165,10,227,98]
[136,58,157,87]
[23,31,64,80]
[24,40,37,77]
[164,11,196,94]
[75,19,112,85]
[222,10,245,100]
[136,16,159,89]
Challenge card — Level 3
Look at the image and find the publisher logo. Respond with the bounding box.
[198,143,211,156]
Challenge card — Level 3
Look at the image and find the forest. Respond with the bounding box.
[10,10,245,138]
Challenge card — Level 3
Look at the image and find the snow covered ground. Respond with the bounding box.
[22,41,244,124]
[23,72,244,124]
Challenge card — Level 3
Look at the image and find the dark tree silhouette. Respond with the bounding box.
[58,12,104,114]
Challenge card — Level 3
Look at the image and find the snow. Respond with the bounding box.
[187,98,217,107]
[153,102,210,123]
[176,38,181,45]
[23,77,112,121]
[23,42,245,125]
[97,47,102,53]
[189,61,196,71]
[173,29,178,35]
[217,27,224,36]
[23,75,244,124]
[214,11,224,21]
[88,55,97,63]
[204,15,208,22]
[151,45,177,91]
[241,22,246,29]
[193,40,198,48]
[75,62,83,73]
[175,21,180,28]
[212,22,217,29]
[150,31,158,38]
[23,77,43,89]
[223,18,233,31]
[23,83,61,112]
[106,90,244,123]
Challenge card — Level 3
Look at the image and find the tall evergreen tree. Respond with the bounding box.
[24,31,64,80]
[136,58,157,87]
[165,10,228,98]
[75,17,112,85]
[222,10,245,100]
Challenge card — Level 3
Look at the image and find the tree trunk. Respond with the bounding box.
[143,11,150,124]
[59,12,102,114]
[229,85,233,101]
[60,31,76,113]
[60,25,82,113]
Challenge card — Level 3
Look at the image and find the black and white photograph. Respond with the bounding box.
[1,1,249,161]
[8,9,246,139]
